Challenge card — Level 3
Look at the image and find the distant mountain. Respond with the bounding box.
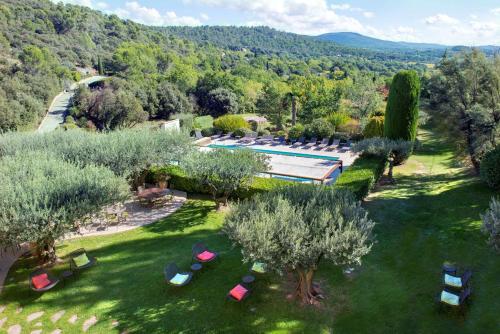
[316,32,499,53]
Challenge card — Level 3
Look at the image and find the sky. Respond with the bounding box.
[55,0,500,45]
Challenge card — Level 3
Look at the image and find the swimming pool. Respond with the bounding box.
[207,144,340,161]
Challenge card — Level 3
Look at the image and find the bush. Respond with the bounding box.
[327,112,350,131]
[234,128,255,138]
[171,112,194,131]
[213,115,248,133]
[201,127,216,137]
[481,197,500,252]
[363,116,384,138]
[288,124,305,140]
[384,70,420,141]
[306,118,334,139]
[335,156,387,200]
[480,147,500,190]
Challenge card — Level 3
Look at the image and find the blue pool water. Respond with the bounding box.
[207,144,339,161]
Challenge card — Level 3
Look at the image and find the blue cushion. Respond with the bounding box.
[440,290,459,306]
[445,274,462,288]
[170,273,189,285]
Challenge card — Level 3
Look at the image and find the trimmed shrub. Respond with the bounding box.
[481,197,500,252]
[288,124,305,140]
[327,112,350,131]
[480,147,500,190]
[201,127,216,137]
[306,118,334,139]
[335,156,387,200]
[234,128,255,138]
[363,116,384,138]
[384,70,420,141]
[213,115,248,133]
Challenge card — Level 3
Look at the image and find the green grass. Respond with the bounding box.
[194,115,214,129]
[2,129,499,333]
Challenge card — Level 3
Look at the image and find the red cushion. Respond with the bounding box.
[197,250,215,261]
[229,284,248,301]
[32,273,51,289]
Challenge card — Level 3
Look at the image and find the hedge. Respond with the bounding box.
[148,156,386,201]
[147,165,294,199]
[335,156,387,200]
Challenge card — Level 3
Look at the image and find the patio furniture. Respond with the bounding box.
[242,275,256,284]
[192,242,218,263]
[239,133,258,144]
[316,138,330,150]
[442,262,457,275]
[291,137,305,147]
[69,248,97,272]
[444,270,472,290]
[211,131,223,139]
[227,282,251,302]
[303,137,318,149]
[164,263,193,287]
[250,262,268,275]
[194,130,204,140]
[256,135,274,145]
[272,136,286,146]
[438,287,471,307]
[325,139,341,151]
[220,132,233,140]
[190,263,203,272]
[29,268,60,292]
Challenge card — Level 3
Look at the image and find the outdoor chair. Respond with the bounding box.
[227,282,251,302]
[438,287,471,308]
[272,136,286,146]
[69,248,97,272]
[291,137,305,147]
[194,130,204,140]
[192,242,218,263]
[303,137,318,149]
[326,139,341,151]
[316,138,330,150]
[240,133,258,144]
[220,132,233,140]
[250,262,268,275]
[29,268,60,292]
[444,270,472,290]
[164,263,193,287]
[211,131,223,139]
[256,135,274,145]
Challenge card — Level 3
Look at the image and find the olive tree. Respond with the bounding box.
[183,148,269,208]
[224,185,375,304]
[0,152,130,263]
[353,137,413,182]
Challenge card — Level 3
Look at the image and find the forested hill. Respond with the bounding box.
[162,26,446,62]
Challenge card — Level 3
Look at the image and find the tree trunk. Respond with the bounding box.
[291,96,297,126]
[296,269,322,304]
[465,120,481,173]
[36,238,57,264]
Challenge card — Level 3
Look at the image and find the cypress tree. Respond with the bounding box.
[97,56,104,75]
[384,70,420,141]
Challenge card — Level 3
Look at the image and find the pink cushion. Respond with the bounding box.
[32,273,51,289]
[196,250,215,261]
[229,284,248,301]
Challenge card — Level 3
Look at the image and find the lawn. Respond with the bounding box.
[1,130,499,333]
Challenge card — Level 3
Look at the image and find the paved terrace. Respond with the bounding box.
[204,138,359,183]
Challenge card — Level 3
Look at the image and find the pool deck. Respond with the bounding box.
[204,138,358,183]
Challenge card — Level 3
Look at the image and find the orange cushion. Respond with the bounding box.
[229,284,248,301]
[32,273,51,289]
[197,250,215,261]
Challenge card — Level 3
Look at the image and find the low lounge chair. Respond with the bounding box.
[69,248,97,272]
[211,131,223,139]
[192,242,218,263]
[240,133,258,144]
[220,132,233,140]
[444,270,472,290]
[291,137,305,147]
[303,137,318,149]
[316,138,330,150]
[256,135,274,145]
[325,139,340,151]
[164,263,193,287]
[438,287,471,307]
[250,262,268,275]
[29,268,60,292]
[272,136,286,146]
[194,130,204,140]
[227,282,251,302]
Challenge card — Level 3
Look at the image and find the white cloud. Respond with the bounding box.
[95,2,108,10]
[491,8,500,16]
[363,11,375,19]
[331,4,351,11]
[113,1,201,26]
[200,13,210,21]
[424,14,459,25]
